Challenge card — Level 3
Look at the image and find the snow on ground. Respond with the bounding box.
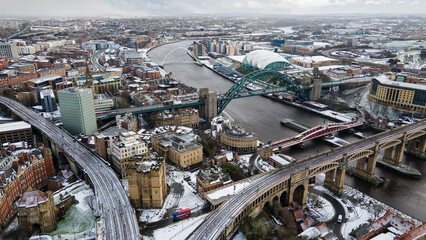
[207,177,257,200]
[140,170,204,223]
[232,231,247,240]
[139,189,178,223]
[238,154,252,163]
[50,182,96,240]
[144,213,209,240]
[306,192,335,222]
[341,206,371,239]
[121,179,129,197]
[312,182,422,239]
[178,178,204,211]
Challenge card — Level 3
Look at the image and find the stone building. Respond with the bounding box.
[196,167,232,192]
[111,131,149,178]
[116,113,138,132]
[218,125,257,154]
[16,187,75,235]
[150,108,199,128]
[16,190,57,234]
[94,126,128,161]
[151,132,203,168]
[128,157,168,208]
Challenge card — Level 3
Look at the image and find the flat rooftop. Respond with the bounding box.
[0,121,31,133]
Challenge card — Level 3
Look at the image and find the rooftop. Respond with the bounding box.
[244,50,290,70]
[0,121,31,133]
[374,75,426,91]
[17,190,49,208]
[152,131,201,153]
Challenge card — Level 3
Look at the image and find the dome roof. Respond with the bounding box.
[244,50,290,70]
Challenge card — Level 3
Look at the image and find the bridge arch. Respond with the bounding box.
[217,70,307,114]
[56,151,69,170]
[280,191,288,206]
[161,47,190,65]
[292,184,305,206]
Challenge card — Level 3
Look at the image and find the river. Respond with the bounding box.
[149,41,425,221]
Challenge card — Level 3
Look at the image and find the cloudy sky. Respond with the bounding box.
[1,0,424,17]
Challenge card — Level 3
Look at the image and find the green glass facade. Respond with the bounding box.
[58,87,97,135]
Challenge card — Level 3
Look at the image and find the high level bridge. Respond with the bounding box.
[0,97,139,240]
[187,119,426,240]
[97,70,371,120]
[272,120,363,149]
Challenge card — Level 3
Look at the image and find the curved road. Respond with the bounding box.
[309,187,346,240]
[187,119,425,240]
[0,96,139,240]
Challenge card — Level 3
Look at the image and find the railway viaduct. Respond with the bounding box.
[188,119,426,240]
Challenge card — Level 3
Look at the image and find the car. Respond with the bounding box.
[337,215,343,223]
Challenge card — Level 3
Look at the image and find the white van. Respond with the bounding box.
[337,215,343,223]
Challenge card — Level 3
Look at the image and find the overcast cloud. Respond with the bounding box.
[0,0,424,17]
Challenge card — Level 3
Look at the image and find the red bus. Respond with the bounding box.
[172,208,191,221]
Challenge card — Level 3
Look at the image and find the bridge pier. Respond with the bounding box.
[352,144,379,181]
[382,133,407,167]
[324,154,347,195]
[406,135,426,159]
[199,88,217,122]
[288,172,309,208]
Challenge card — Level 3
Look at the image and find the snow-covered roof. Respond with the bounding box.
[0,121,31,133]
[244,50,290,70]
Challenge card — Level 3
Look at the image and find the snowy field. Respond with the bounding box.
[143,213,209,240]
[50,182,96,240]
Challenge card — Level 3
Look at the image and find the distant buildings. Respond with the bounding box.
[369,75,426,114]
[0,121,32,145]
[151,132,203,168]
[128,157,167,208]
[57,87,97,135]
[0,43,19,59]
[290,56,339,68]
[193,41,205,57]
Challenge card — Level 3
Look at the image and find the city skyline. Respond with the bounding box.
[0,0,425,17]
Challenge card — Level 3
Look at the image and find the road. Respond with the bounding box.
[0,96,139,240]
[187,119,425,240]
[5,22,34,40]
[309,187,346,240]
[93,49,106,72]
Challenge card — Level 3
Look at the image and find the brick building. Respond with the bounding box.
[0,147,55,229]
